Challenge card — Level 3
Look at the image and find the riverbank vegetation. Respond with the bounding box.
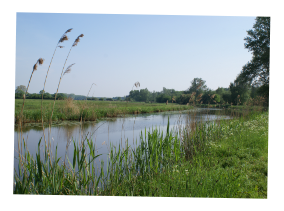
[14,110,268,197]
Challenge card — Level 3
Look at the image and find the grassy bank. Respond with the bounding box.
[14,110,268,197]
[196,103,267,110]
[15,99,191,124]
[99,111,268,198]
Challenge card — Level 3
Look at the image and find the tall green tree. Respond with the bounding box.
[185,78,207,104]
[215,87,231,104]
[239,17,270,98]
[187,78,207,95]
[229,75,251,105]
[140,88,150,102]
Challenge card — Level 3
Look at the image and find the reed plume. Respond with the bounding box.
[19,58,44,124]
[132,81,140,90]
[63,63,75,75]
[127,81,140,102]
[41,28,73,124]
[87,83,97,98]
[50,34,84,124]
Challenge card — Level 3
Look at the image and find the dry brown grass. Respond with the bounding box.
[64,97,80,115]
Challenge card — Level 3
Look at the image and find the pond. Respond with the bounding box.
[14,108,231,173]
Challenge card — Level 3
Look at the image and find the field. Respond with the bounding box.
[15,99,191,124]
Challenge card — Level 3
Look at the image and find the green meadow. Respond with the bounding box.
[14,99,191,124]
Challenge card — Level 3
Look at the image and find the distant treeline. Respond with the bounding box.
[126,77,267,106]
[15,76,267,106]
[15,87,126,101]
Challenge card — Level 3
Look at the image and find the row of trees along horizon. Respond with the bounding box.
[15,17,269,106]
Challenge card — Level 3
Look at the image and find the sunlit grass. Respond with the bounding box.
[15,99,192,123]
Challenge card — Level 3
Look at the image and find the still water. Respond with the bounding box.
[14,108,231,171]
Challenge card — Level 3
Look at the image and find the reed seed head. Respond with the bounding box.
[131,81,141,92]
[33,58,44,71]
[64,63,75,75]
[38,58,44,65]
[72,34,84,47]
[65,28,73,33]
[33,63,38,71]
[131,81,140,91]
[59,34,69,43]
[133,82,140,88]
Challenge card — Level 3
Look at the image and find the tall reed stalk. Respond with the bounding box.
[50,34,84,124]
[40,28,73,125]
[79,83,97,123]
[19,58,44,125]
[40,29,73,159]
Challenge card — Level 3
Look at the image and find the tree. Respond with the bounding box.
[215,87,231,104]
[229,75,251,105]
[140,88,150,102]
[156,94,171,103]
[239,17,270,98]
[186,78,207,104]
[15,85,27,94]
[67,93,76,99]
[43,92,52,99]
[129,90,140,101]
[187,78,207,95]
[56,93,67,100]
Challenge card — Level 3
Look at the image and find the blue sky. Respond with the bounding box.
[15,13,256,97]
[2,0,284,209]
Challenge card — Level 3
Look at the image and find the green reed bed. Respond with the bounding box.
[14,99,191,123]
[99,111,268,197]
[14,137,103,195]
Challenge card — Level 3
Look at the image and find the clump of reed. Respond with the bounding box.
[14,137,102,195]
